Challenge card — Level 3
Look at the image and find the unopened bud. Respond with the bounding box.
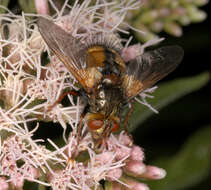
[193,0,209,6]
[106,168,123,181]
[118,132,133,146]
[124,160,146,176]
[186,5,207,22]
[121,44,141,62]
[25,166,40,181]
[133,22,158,42]
[35,0,49,15]
[158,8,170,17]
[171,7,186,19]
[164,22,182,37]
[130,145,145,161]
[10,172,24,190]
[140,10,159,24]
[179,15,191,25]
[96,151,114,164]
[0,177,8,190]
[127,182,149,190]
[149,21,163,33]
[140,165,166,179]
[122,177,150,190]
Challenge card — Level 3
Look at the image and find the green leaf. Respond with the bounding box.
[18,0,36,13]
[0,0,10,13]
[128,72,210,132]
[148,126,211,190]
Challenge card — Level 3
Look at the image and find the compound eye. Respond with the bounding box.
[88,120,104,130]
[112,121,120,132]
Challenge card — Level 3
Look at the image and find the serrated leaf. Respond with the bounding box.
[148,126,211,190]
[18,0,36,13]
[128,72,210,132]
[0,0,10,13]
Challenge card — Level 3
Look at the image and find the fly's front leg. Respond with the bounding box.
[77,110,86,138]
[47,90,79,111]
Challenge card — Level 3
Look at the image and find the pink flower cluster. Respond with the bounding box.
[45,131,166,190]
[106,132,166,190]
[0,1,167,189]
[0,136,40,189]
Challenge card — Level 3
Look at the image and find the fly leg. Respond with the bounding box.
[46,89,83,146]
[50,90,87,140]
[77,109,86,138]
[71,110,87,158]
[47,90,79,111]
[123,100,135,133]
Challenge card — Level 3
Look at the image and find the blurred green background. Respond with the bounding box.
[1,0,211,189]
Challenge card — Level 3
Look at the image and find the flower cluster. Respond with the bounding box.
[127,0,209,41]
[46,131,166,190]
[1,0,166,189]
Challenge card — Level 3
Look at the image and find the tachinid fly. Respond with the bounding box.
[37,17,184,143]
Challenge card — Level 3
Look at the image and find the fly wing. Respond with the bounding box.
[122,46,184,98]
[37,17,102,92]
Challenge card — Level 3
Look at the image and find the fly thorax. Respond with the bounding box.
[89,83,123,116]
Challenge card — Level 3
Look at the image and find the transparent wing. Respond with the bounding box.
[37,17,102,91]
[122,46,184,98]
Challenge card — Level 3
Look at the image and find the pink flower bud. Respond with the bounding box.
[125,179,149,190]
[96,151,114,164]
[106,168,123,181]
[10,172,24,190]
[25,166,40,181]
[115,146,131,161]
[130,145,145,161]
[140,165,166,179]
[118,132,133,146]
[1,155,16,168]
[35,0,49,15]
[164,22,182,37]
[0,177,8,190]
[121,44,141,62]
[158,8,170,17]
[124,160,146,176]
